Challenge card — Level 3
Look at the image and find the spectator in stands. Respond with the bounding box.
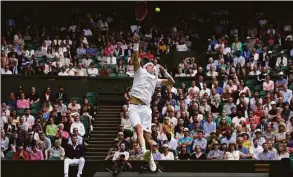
[68,127,83,145]
[160,144,174,160]
[38,131,51,154]
[113,143,129,161]
[190,145,207,160]
[105,139,120,160]
[16,93,30,109]
[13,145,29,160]
[256,142,275,160]
[70,115,85,137]
[48,140,65,160]
[87,63,99,77]
[64,135,85,177]
[29,144,44,160]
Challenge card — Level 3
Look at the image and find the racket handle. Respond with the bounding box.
[135,26,140,34]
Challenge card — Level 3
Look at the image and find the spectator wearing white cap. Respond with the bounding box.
[250,129,266,146]
[160,144,174,160]
[275,72,288,89]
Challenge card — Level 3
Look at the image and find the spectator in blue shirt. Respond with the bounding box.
[178,128,193,153]
[76,43,86,59]
[86,43,97,57]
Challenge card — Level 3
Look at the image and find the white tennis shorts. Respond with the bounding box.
[128,104,152,133]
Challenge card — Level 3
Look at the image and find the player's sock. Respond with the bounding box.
[141,147,147,153]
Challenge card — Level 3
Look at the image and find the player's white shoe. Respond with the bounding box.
[148,159,157,172]
[143,150,157,172]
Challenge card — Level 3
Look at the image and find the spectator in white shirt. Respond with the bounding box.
[87,63,99,77]
[176,41,188,52]
[106,53,117,65]
[282,85,292,103]
[70,115,85,137]
[63,36,73,47]
[276,51,288,67]
[249,65,261,76]
[45,36,52,47]
[97,18,109,32]
[52,57,63,68]
[263,75,274,93]
[68,22,77,33]
[58,67,69,76]
[22,109,35,129]
[76,63,88,77]
[81,54,92,68]
[160,144,174,160]
[66,63,77,76]
[82,26,93,37]
[53,35,62,46]
[112,143,129,161]
[233,52,245,67]
[206,65,218,77]
[249,138,264,159]
[1,65,12,75]
[60,53,71,67]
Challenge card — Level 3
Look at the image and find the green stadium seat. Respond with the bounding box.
[245,80,256,86]
[109,73,118,77]
[254,85,262,92]
[289,84,293,90]
[17,109,25,116]
[30,109,39,116]
[118,73,129,78]
[259,90,267,98]
[31,103,41,110]
[80,115,91,135]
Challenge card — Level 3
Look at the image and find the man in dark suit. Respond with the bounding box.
[56,86,68,103]
[64,135,85,177]
[4,117,16,134]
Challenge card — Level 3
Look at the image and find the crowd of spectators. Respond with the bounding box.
[1,8,195,77]
[108,11,293,161]
[0,84,95,173]
[2,2,293,165]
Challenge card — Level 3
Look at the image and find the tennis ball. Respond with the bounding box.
[155,7,160,12]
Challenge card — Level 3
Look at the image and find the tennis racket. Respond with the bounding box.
[135,0,148,34]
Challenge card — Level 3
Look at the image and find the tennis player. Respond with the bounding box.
[128,34,175,171]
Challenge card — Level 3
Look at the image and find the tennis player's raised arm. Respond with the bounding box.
[133,34,140,72]
[159,66,175,86]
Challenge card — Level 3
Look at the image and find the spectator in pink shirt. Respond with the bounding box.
[16,93,30,109]
[56,123,70,139]
[263,75,274,93]
[29,144,44,160]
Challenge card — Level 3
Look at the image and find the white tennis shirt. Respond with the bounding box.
[130,67,162,105]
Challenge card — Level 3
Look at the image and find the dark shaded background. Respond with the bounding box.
[2,1,293,30]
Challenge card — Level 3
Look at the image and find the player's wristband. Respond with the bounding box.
[133,43,139,52]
